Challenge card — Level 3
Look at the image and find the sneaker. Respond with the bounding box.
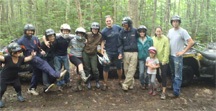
[96,82,100,89]
[57,70,67,81]
[17,95,25,102]
[58,86,63,92]
[88,82,91,89]
[157,86,162,92]
[101,85,108,91]
[0,100,4,108]
[77,84,83,91]
[44,84,55,93]
[27,88,39,96]
[161,92,166,100]
[141,84,145,90]
[152,91,157,96]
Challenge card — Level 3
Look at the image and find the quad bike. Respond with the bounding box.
[0,39,32,74]
[181,42,216,86]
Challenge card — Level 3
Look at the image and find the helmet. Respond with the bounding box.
[45,29,56,40]
[137,25,147,33]
[97,50,110,66]
[170,15,181,25]
[148,46,157,54]
[122,17,132,27]
[75,27,86,35]
[90,22,100,32]
[24,24,35,34]
[60,23,71,32]
[7,42,22,55]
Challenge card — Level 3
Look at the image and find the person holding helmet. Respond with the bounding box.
[18,24,67,96]
[68,27,90,91]
[43,23,74,92]
[167,15,194,97]
[0,42,36,108]
[83,22,102,89]
[101,15,123,91]
[40,28,58,93]
[118,17,139,91]
[137,25,153,90]
[145,47,160,96]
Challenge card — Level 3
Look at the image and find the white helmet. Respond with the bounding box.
[60,23,71,32]
[75,27,86,35]
[97,50,111,66]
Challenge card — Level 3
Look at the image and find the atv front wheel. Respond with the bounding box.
[182,66,194,87]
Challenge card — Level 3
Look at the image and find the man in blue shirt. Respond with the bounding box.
[101,15,123,91]
[18,24,66,95]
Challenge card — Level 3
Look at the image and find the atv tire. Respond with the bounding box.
[182,66,194,87]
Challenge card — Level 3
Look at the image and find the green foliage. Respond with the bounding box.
[0,0,215,46]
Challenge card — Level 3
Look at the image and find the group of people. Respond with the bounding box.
[0,14,194,108]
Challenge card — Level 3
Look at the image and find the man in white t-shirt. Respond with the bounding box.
[167,15,194,97]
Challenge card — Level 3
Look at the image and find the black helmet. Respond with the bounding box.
[45,29,56,40]
[122,17,132,27]
[90,22,100,33]
[137,25,147,33]
[170,15,181,25]
[7,42,22,55]
[24,24,35,34]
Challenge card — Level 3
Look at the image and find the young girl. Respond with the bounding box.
[145,47,160,96]
[0,42,35,108]
[152,26,170,100]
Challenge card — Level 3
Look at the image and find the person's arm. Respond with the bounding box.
[101,40,105,55]
[24,51,36,62]
[42,35,50,48]
[118,33,123,59]
[0,55,5,62]
[162,38,170,65]
[153,63,160,69]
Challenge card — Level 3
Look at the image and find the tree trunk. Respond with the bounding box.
[113,0,116,24]
[165,0,171,33]
[151,0,157,36]
[128,0,139,28]
[205,0,210,42]
[75,0,83,27]
[191,0,197,39]
[194,0,204,40]
[178,0,180,15]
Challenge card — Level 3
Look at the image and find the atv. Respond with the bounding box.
[181,42,216,86]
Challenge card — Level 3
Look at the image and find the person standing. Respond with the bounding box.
[83,22,102,89]
[101,15,123,90]
[167,15,194,97]
[118,17,139,91]
[152,26,170,99]
[137,25,153,90]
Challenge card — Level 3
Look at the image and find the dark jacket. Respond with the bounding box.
[118,27,139,54]
[17,35,41,57]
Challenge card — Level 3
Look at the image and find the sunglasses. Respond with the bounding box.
[14,50,22,54]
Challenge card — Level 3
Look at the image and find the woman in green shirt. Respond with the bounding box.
[152,26,170,100]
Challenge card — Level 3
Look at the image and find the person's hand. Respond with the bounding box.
[41,50,46,55]
[101,49,104,55]
[31,50,36,57]
[176,51,185,56]
[45,41,50,48]
[118,54,122,59]
[162,62,166,65]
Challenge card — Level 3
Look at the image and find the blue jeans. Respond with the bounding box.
[138,60,149,85]
[29,56,60,89]
[169,56,183,96]
[54,56,70,86]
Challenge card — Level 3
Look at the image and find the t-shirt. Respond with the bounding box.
[0,55,24,81]
[101,24,122,53]
[146,57,159,74]
[167,28,191,56]
[55,33,74,56]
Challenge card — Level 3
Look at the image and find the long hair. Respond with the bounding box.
[154,26,163,37]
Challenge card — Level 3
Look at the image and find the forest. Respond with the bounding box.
[0,0,215,45]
